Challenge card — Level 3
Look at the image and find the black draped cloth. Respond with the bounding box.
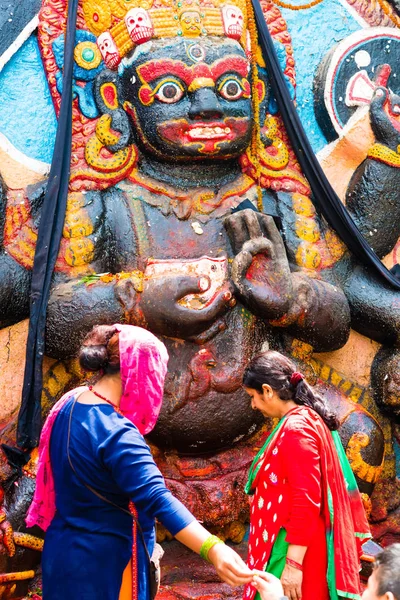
[17,0,79,448]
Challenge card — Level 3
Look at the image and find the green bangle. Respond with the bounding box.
[200,534,224,562]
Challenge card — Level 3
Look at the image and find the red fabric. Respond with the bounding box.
[244,406,369,600]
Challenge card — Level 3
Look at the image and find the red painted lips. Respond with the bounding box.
[159,117,249,153]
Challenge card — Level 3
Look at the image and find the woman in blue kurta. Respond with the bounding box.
[27,324,253,599]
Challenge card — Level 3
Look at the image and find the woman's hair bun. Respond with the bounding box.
[78,324,119,372]
[79,344,108,372]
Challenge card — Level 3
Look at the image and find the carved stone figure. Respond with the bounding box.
[0,0,399,596]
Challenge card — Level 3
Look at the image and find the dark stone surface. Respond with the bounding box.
[0,0,42,60]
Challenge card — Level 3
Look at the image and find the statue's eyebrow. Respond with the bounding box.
[137,60,197,86]
[210,56,249,80]
[136,55,249,86]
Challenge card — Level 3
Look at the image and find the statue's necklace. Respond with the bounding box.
[88,385,124,416]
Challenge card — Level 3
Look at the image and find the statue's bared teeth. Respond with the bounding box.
[188,125,231,139]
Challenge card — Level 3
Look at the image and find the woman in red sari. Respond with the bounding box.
[243,351,371,600]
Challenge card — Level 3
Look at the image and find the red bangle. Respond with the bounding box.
[286,558,303,571]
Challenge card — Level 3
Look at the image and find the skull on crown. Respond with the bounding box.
[97,31,121,69]
[221,5,244,40]
[125,8,154,44]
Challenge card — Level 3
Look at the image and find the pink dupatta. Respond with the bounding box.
[26,325,169,531]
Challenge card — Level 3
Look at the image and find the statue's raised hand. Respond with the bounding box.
[137,274,234,339]
[224,209,293,320]
[370,84,400,150]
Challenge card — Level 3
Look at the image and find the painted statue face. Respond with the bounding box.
[179,10,202,37]
[97,32,121,69]
[119,38,253,161]
[125,8,154,45]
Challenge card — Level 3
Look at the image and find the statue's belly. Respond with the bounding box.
[148,307,269,453]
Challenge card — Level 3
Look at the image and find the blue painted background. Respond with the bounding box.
[0,35,56,164]
[279,0,361,153]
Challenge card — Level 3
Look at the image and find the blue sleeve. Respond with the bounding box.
[97,414,195,535]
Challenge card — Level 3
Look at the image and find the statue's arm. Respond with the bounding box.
[346,87,400,258]
[270,272,351,352]
[0,253,32,328]
[346,161,400,259]
[336,87,400,345]
[45,188,139,359]
[0,179,45,328]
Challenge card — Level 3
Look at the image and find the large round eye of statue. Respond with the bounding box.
[97,31,121,69]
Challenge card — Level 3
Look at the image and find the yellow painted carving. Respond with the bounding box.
[64,238,95,267]
[96,114,121,145]
[367,143,400,167]
[188,77,215,92]
[346,432,384,484]
[349,386,364,403]
[83,115,138,176]
[63,210,94,239]
[82,0,112,36]
[292,193,315,217]
[110,0,148,18]
[0,571,35,584]
[74,41,102,69]
[1,524,15,557]
[295,215,320,242]
[0,583,16,598]
[260,116,290,170]
[325,230,346,262]
[179,9,203,36]
[109,18,134,56]
[13,532,44,552]
[295,243,321,269]
[290,340,314,362]
[41,361,78,414]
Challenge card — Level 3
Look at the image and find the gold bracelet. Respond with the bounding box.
[199,534,224,562]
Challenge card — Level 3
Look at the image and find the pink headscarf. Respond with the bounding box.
[116,324,169,434]
[26,325,169,530]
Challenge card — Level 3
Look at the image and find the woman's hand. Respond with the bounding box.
[208,543,253,587]
[252,571,284,600]
[281,564,303,600]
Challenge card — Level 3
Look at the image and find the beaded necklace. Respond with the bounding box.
[88,385,124,416]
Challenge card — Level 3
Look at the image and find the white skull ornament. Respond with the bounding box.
[125,8,154,45]
[221,5,244,41]
[97,32,121,69]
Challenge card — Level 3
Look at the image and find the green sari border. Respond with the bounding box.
[337,592,361,599]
